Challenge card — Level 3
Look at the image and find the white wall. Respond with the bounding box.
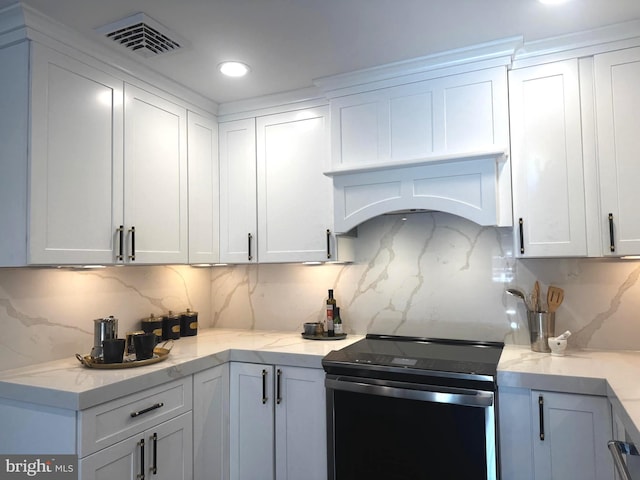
[1,212,640,371]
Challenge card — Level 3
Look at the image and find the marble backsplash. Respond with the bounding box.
[1,211,640,370]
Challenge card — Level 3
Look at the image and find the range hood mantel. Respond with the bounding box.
[328,149,512,234]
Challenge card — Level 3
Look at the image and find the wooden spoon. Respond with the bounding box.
[547,286,564,313]
[531,281,540,312]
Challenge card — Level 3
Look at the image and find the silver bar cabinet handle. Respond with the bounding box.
[326,229,332,259]
[248,233,253,261]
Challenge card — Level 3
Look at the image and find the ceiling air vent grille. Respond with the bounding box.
[96,13,186,58]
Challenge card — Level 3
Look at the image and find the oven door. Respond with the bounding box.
[326,375,498,480]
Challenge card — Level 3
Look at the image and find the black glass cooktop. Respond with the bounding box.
[322,334,504,383]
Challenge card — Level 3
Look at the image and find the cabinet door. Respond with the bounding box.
[188,111,220,264]
[230,363,274,480]
[275,366,326,480]
[331,67,508,168]
[532,391,614,480]
[80,413,192,480]
[257,107,333,263]
[194,364,229,480]
[79,434,139,480]
[498,386,534,480]
[29,43,124,265]
[595,47,640,256]
[150,412,193,480]
[123,84,188,264]
[509,60,587,257]
[219,119,258,263]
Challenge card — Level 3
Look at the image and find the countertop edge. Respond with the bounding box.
[0,329,363,411]
[498,344,640,447]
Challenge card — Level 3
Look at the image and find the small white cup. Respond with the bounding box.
[548,337,567,356]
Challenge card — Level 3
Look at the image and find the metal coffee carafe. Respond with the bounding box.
[90,316,118,360]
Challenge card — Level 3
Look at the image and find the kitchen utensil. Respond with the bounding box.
[141,313,163,344]
[125,330,144,357]
[102,338,126,364]
[547,286,564,313]
[133,332,156,360]
[162,311,181,340]
[303,322,319,335]
[90,316,118,360]
[532,281,541,312]
[506,288,531,311]
[528,311,555,353]
[180,308,198,336]
[548,337,567,356]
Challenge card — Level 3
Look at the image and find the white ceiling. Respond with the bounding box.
[7,0,640,105]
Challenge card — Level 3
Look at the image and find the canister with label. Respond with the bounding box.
[141,313,163,344]
[180,308,198,337]
[162,310,181,340]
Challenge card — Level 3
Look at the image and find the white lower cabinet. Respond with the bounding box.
[77,377,193,480]
[193,363,230,480]
[230,362,327,480]
[80,412,192,480]
[499,386,614,480]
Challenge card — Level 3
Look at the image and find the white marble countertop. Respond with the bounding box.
[2,331,640,448]
[0,328,363,411]
[498,344,640,447]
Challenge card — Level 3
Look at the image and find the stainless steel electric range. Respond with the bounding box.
[323,334,504,480]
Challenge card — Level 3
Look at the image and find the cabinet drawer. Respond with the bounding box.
[78,377,192,457]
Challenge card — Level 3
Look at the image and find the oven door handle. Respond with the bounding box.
[325,377,493,407]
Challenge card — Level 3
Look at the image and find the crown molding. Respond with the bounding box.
[314,36,522,98]
[513,19,640,68]
[217,86,327,121]
[0,3,218,115]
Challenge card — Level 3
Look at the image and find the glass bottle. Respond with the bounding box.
[333,306,343,335]
[326,289,336,337]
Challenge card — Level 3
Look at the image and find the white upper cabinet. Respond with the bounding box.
[595,47,640,256]
[219,118,258,264]
[123,84,188,264]
[188,111,220,264]
[256,107,335,263]
[330,66,509,169]
[509,59,588,257]
[28,43,125,265]
[0,40,191,266]
[221,109,354,264]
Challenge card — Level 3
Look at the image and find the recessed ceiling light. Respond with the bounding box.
[218,61,250,77]
[538,0,570,4]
